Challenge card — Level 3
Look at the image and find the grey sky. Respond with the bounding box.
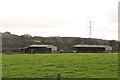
[0,0,119,40]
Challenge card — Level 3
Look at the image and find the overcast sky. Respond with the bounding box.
[0,0,119,40]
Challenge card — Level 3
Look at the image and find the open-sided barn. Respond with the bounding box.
[19,47,29,53]
[73,45,112,53]
[19,45,57,53]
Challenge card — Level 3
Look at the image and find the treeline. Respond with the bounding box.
[1,32,120,53]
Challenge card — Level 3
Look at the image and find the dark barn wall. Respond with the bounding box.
[29,47,51,53]
[19,48,29,53]
[19,49,24,53]
[24,48,29,53]
[74,47,105,53]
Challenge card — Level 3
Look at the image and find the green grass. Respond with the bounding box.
[2,53,118,78]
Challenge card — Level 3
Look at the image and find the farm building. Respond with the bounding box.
[19,45,57,53]
[73,45,112,53]
[19,47,29,53]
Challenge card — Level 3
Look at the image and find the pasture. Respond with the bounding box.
[2,53,118,78]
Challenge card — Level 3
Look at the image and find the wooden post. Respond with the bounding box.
[57,72,61,80]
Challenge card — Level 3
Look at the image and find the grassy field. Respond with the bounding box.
[2,53,118,78]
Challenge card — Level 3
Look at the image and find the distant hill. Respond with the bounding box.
[1,32,120,53]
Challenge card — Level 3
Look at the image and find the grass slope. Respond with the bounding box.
[2,53,118,78]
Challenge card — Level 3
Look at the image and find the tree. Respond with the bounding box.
[4,31,11,34]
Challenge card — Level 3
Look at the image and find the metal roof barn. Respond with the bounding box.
[73,45,112,53]
[19,45,57,54]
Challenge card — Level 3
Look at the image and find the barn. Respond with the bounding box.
[73,45,112,53]
[19,45,57,53]
[19,47,29,53]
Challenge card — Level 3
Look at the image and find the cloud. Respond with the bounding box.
[107,8,118,23]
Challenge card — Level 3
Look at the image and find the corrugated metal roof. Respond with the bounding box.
[73,45,107,48]
[29,45,55,48]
